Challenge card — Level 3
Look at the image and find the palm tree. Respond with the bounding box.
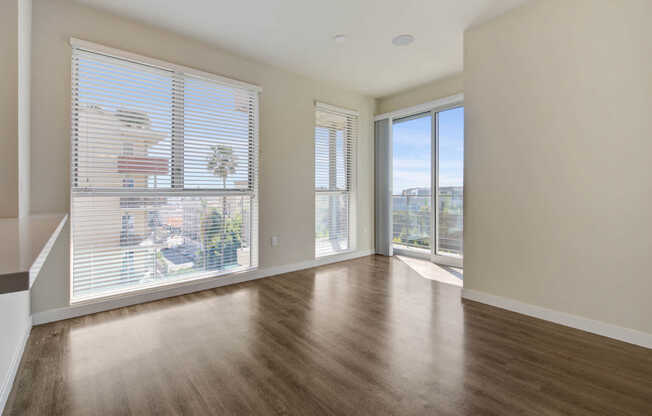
[207,144,238,215]
[207,145,238,266]
[207,145,238,190]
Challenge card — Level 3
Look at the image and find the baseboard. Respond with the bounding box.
[393,247,430,261]
[32,249,375,326]
[462,288,652,350]
[0,316,32,414]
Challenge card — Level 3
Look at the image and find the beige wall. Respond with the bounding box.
[1,3,31,411]
[464,0,652,334]
[30,0,375,313]
[18,0,31,219]
[0,0,30,219]
[0,0,19,218]
[376,73,463,115]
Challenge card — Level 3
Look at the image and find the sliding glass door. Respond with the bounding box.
[390,105,464,267]
[392,113,432,253]
[434,107,464,264]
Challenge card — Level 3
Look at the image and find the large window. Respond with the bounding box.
[70,40,259,301]
[314,102,357,257]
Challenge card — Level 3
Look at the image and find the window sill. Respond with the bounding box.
[315,248,354,260]
[70,265,258,305]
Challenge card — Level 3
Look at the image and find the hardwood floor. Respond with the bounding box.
[5,255,652,415]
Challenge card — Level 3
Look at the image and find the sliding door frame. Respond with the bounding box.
[391,111,433,259]
[376,93,464,268]
[431,105,463,268]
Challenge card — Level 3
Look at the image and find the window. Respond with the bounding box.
[122,177,134,188]
[70,40,259,301]
[122,142,134,156]
[314,102,357,257]
[120,214,136,245]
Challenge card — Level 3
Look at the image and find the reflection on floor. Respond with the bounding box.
[7,256,652,415]
[396,255,463,287]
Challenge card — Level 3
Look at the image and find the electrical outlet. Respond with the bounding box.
[271,235,280,247]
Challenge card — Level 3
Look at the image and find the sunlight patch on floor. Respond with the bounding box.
[397,255,463,287]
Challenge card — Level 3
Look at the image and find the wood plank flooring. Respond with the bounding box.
[5,255,652,415]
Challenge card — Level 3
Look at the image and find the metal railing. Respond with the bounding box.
[391,191,463,256]
[392,195,432,250]
[437,192,463,256]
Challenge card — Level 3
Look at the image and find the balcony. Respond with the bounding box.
[392,190,463,257]
[437,191,463,256]
[392,194,432,251]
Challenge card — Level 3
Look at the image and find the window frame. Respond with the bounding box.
[69,38,261,303]
[314,102,358,258]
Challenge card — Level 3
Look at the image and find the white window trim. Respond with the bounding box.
[315,101,359,117]
[374,93,463,121]
[69,38,262,93]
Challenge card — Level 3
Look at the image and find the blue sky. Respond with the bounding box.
[392,107,464,194]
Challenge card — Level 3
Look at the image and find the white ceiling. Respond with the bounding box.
[74,0,529,98]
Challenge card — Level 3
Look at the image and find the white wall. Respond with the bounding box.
[464,0,652,335]
[30,0,375,313]
[1,1,32,412]
[0,292,31,412]
[376,73,463,115]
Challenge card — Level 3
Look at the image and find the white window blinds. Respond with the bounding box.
[314,102,358,257]
[70,40,259,300]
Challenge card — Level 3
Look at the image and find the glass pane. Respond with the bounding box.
[315,193,349,257]
[315,110,349,191]
[437,107,464,257]
[392,114,432,251]
[73,51,174,190]
[336,130,346,189]
[182,76,253,190]
[315,126,331,189]
[72,195,253,299]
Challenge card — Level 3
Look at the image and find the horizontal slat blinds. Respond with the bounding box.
[71,42,259,300]
[314,102,358,257]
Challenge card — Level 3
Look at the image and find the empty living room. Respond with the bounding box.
[1,0,651,414]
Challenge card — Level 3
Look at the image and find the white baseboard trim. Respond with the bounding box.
[0,316,32,414]
[32,249,375,326]
[462,288,652,350]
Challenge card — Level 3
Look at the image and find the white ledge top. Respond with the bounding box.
[0,214,68,294]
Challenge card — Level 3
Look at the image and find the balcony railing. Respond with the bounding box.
[392,195,432,250]
[391,191,463,256]
[437,191,463,256]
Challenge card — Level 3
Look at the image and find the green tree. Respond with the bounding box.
[198,209,242,270]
